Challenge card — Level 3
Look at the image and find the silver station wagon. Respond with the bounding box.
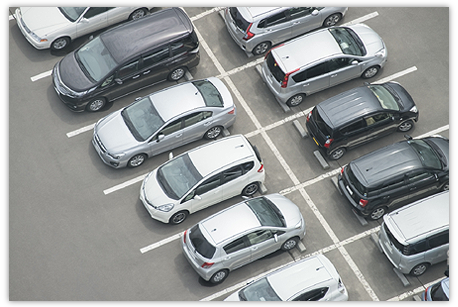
[92,77,236,168]
[181,194,306,284]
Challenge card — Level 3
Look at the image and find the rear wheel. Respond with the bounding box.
[210,269,229,284]
[242,182,259,196]
[204,126,222,140]
[252,41,271,55]
[168,67,186,81]
[286,94,305,107]
[329,148,346,160]
[369,206,387,220]
[129,8,147,20]
[281,237,299,251]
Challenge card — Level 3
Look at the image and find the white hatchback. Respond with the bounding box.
[140,135,265,224]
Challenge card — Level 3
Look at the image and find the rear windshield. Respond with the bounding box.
[346,164,367,195]
[190,224,216,259]
[383,223,405,252]
[430,281,449,301]
[246,197,285,227]
[265,52,285,83]
[312,108,333,138]
[329,27,365,56]
[229,7,250,31]
[192,80,223,107]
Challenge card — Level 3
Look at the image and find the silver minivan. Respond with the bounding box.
[378,191,449,276]
[224,7,348,55]
[261,23,387,107]
[181,193,306,284]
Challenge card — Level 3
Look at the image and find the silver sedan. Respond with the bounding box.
[92,77,236,168]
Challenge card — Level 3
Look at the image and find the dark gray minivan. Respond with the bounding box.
[52,7,200,112]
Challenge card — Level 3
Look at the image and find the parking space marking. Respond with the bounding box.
[103,174,147,195]
[375,66,418,84]
[387,277,443,301]
[67,124,95,138]
[31,70,52,82]
[140,232,182,254]
[342,11,379,26]
[189,7,223,22]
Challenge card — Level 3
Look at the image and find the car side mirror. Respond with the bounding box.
[80,18,89,24]
[115,78,123,85]
[351,60,359,65]
[311,9,319,16]
[194,195,202,200]
[157,134,165,143]
[274,233,278,242]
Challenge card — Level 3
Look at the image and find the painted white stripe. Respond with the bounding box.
[103,174,147,195]
[375,66,418,84]
[31,70,52,82]
[9,14,16,21]
[415,124,449,139]
[140,233,182,254]
[387,277,444,301]
[342,12,379,26]
[189,7,224,21]
[66,124,95,138]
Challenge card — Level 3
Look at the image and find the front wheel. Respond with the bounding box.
[286,94,305,107]
[369,206,387,221]
[210,269,229,284]
[169,211,189,225]
[127,154,146,168]
[397,120,414,132]
[252,41,271,55]
[410,263,429,276]
[85,97,106,112]
[323,13,342,27]
[204,126,222,140]
[242,182,259,196]
[281,237,299,251]
[51,37,70,50]
[168,67,186,81]
[129,8,147,20]
[362,66,380,79]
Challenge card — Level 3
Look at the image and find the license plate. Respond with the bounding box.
[312,137,319,146]
[346,185,353,196]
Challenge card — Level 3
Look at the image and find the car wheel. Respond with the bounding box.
[168,67,186,81]
[210,269,229,284]
[127,154,146,168]
[362,66,380,79]
[51,37,70,50]
[252,41,271,56]
[281,237,299,251]
[410,263,430,276]
[329,148,346,160]
[441,181,449,191]
[397,120,414,132]
[369,206,387,221]
[204,126,222,140]
[242,182,259,196]
[286,94,305,107]
[129,8,147,20]
[85,97,106,112]
[169,211,189,225]
[323,13,342,27]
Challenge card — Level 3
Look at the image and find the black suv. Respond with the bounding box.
[338,135,449,220]
[306,81,419,160]
[52,7,200,112]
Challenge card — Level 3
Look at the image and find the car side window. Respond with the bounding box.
[158,118,182,136]
[101,74,114,87]
[183,111,212,128]
[195,174,221,196]
[224,237,248,254]
[365,112,392,126]
[84,7,107,19]
[340,119,365,135]
[407,171,434,184]
[328,57,353,72]
[117,59,140,79]
[428,231,449,249]
[258,12,288,28]
[406,240,428,255]
[143,46,170,67]
[293,287,329,301]
[222,165,243,184]
[246,230,273,245]
[287,7,313,20]
[242,161,254,173]
[292,62,328,82]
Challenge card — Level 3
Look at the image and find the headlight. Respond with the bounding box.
[157,204,174,212]
[410,106,418,113]
[107,152,125,160]
[30,31,47,43]
[295,218,303,229]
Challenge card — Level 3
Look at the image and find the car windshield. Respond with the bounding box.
[75,36,118,82]
[239,278,281,301]
[329,27,365,56]
[246,197,285,227]
[192,80,224,107]
[59,7,86,22]
[157,154,203,200]
[189,224,216,259]
[121,97,164,142]
[368,84,400,111]
[407,139,442,170]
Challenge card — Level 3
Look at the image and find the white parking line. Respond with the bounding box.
[31,70,52,82]
[342,11,379,26]
[66,124,95,138]
[140,232,182,254]
[103,174,147,195]
[387,277,443,301]
[375,66,418,84]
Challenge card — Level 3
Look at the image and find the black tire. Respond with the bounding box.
[323,13,342,27]
[369,206,387,221]
[85,97,106,112]
[410,263,430,276]
[281,237,299,251]
[127,153,146,168]
[286,94,305,107]
[361,66,380,79]
[169,211,189,225]
[167,67,186,81]
[242,182,259,196]
[210,269,229,284]
[51,37,70,50]
[204,126,223,140]
[252,41,271,55]
[397,120,414,132]
[129,8,147,20]
[329,148,346,160]
[441,181,449,191]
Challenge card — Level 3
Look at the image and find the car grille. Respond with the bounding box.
[20,18,31,33]
[94,134,107,153]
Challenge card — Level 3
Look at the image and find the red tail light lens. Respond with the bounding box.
[324,138,334,148]
[281,69,299,88]
[183,230,187,244]
[201,262,214,269]
[257,163,264,173]
[243,24,255,40]
[340,167,345,175]
[306,111,312,122]
[359,199,369,207]
[227,107,235,115]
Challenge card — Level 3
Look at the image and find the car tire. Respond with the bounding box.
[210,269,229,284]
[242,182,259,196]
[127,153,146,168]
[85,97,106,112]
[323,13,342,27]
[204,126,223,140]
[361,66,380,79]
[252,41,271,56]
[286,94,305,107]
[410,263,430,276]
[329,148,346,160]
[397,120,414,132]
[129,8,147,20]
[281,237,299,251]
[369,206,387,220]
[51,37,70,50]
[441,181,449,191]
[167,67,186,81]
[169,211,189,225]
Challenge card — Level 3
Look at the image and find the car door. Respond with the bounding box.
[221,165,246,200]
[362,112,397,142]
[148,117,184,156]
[76,7,109,37]
[257,11,292,45]
[106,7,129,26]
[135,45,172,90]
[328,57,362,87]
[377,176,411,209]
[338,119,367,149]
[186,174,223,213]
[424,231,449,265]
[294,61,330,95]
[181,111,214,144]
[246,229,281,262]
[406,171,441,203]
[222,236,253,270]
[287,7,322,37]
[103,58,143,100]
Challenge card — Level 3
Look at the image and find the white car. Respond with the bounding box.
[15,7,152,50]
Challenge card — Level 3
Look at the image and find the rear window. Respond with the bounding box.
[190,224,216,259]
[383,223,405,252]
[246,197,285,227]
[430,281,449,301]
[192,80,223,107]
[312,108,333,138]
[229,7,250,31]
[346,164,367,195]
[265,52,285,83]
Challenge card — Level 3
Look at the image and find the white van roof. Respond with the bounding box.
[188,134,254,177]
[383,191,449,244]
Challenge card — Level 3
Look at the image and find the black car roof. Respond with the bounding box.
[100,8,193,64]
[317,85,382,129]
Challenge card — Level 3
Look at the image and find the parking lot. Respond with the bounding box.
[9,7,449,301]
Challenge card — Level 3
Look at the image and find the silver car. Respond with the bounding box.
[224,7,348,55]
[92,77,236,168]
[261,23,387,107]
[181,193,306,284]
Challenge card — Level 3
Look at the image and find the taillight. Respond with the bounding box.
[183,230,187,244]
[340,167,345,175]
[243,23,255,40]
[201,262,214,269]
[306,111,312,122]
[359,199,369,207]
[257,163,264,173]
[228,107,235,115]
[281,69,299,88]
[324,138,334,148]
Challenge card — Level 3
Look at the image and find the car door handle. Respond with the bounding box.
[224,257,231,260]
[303,83,310,87]
[251,246,258,251]
[331,74,338,78]
[132,74,140,79]
[293,21,301,25]
[143,70,151,75]
[175,134,182,138]
[204,121,213,126]
[410,187,417,191]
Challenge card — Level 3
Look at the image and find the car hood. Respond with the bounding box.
[143,169,174,206]
[58,52,95,91]
[19,7,70,37]
[350,23,385,55]
[95,111,139,154]
[265,194,302,228]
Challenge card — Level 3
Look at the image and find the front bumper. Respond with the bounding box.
[139,183,172,224]
[15,9,51,50]
[91,134,126,169]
